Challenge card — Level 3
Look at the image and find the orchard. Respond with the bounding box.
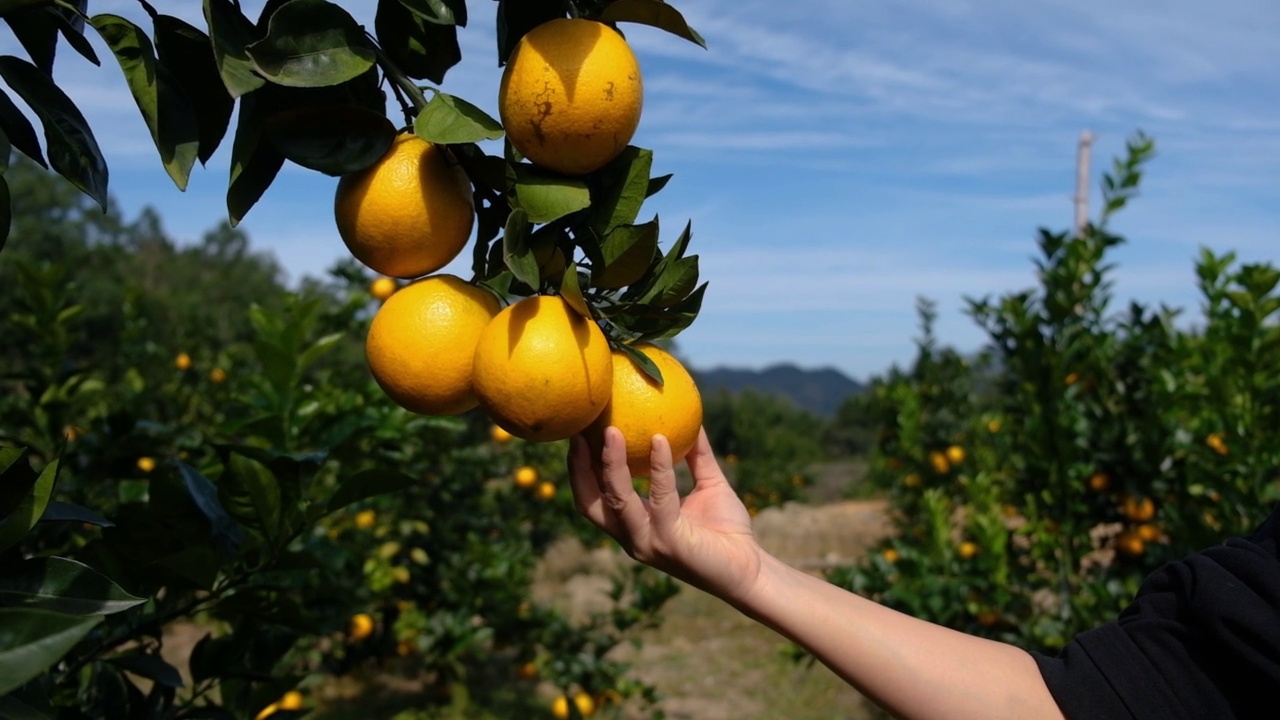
[2,1,1278,719]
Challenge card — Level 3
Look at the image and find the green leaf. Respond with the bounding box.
[107,653,184,688]
[154,15,234,165]
[177,463,245,558]
[0,456,58,552]
[590,146,652,235]
[0,448,36,521]
[90,14,200,191]
[0,56,107,210]
[0,693,51,720]
[502,207,539,288]
[221,452,282,543]
[264,105,395,175]
[398,0,467,25]
[638,281,706,340]
[246,0,376,88]
[39,500,112,527]
[414,91,504,145]
[511,165,590,224]
[374,0,460,84]
[598,0,707,48]
[0,88,45,167]
[617,341,663,384]
[297,331,344,373]
[646,173,672,197]
[640,255,698,308]
[327,468,420,513]
[0,609,101,696]
[226,92,285,226]
[594,219,659,289]
[202,0,266,97]
[559,262,590,319]
[51,4,99,67]
[0,556,145,616]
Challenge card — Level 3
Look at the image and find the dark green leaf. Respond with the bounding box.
[640,255,698,308]
[598,0,707,48]
[90,14,200,191]
[0,609,101,696]
[297,331,344,374]
[0,89,44,167]
[590,146,652,235]
[664,219,692,262]
[4,6,58,74]
[39,500,112,527]
[108,653,185,688]
[496,0,562,66]
[327,468,420,513]
[502,207,539,288]
[177,463,245,558]
[152,546,223,591]
[202,0,266,97]
[638,281,706,340]
[375,0,460,84]
[223,452,282,542]
[226,92,285,226]
[646,173,672,197]
[594,218,658,289]
[0,693,50,720]
[0,456,58,552]
[51,5,99,66]
[0,56,107,209]
[246,0,376,88]
[511,165,590,223]
[0,556,145,615]
[264,105,395,175]
[559,262,590,319]
[154,15,234,165]
[617,341,663,384]
[398,0,466,25]
[0,447,35,522]
[414,91,504,145]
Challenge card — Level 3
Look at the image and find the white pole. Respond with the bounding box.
[1074,130,1094,236]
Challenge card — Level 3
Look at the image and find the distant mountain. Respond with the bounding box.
[692,363,865,417]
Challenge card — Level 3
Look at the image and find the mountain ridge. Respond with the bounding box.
[691,362,865,417]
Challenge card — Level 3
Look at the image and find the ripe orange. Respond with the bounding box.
[366,274,500,416]
[536,481,556,501]
[1116,530,1145,557]
[514,466,538,488]
[490,424,514,444]
[584,343,703,478]
[957,541,979,560]
[136,457,156,473]
[516,660,538,679]
[945,445,965,464]
[347,613,375,640]
[551,692,597,719]
[1121,495,1156,522]
[278,691,303,711]
[209,367,227,384]
[370,276,398,301]
[499,18,643,175]
[881,548,900,563]
[928,451,950,475]
[903,473,922,488]
[175,352,192,371]
[472,295,612,441]
[354,509,377,529]
[1088,471,1110,492]
[335,134,474,279]
[1137,523,1161,542]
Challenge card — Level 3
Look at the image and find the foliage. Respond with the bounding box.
[827,133,1280,652]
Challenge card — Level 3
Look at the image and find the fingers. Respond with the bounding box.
[685,427,728,489]
[598,427,652,545]
[647,434,680,533]
[567,435,612,531]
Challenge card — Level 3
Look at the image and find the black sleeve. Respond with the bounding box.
[1031,505,1280,720]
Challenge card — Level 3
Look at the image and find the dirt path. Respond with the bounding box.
[534,498,894,720]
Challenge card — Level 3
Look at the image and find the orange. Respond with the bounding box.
[1116,530,1145,557]
[536,481,556,501]
[881,548,900,563]
[175,352,192,371]
[490,424,514,444]
[347,613,374,641]
[957,541,979,560]
[928,451,950,475]
[354,509,376,529]
[945,445,965,465]
[1137,523,1161,542]
[335,134,474,279]
[551,692,597,719]
[472,295,612,441]
[254,703,279,720]
[516,660,538,679]
[499,18,643,175]
[514,466,538,488]
[209,367,227,384]
[366,274,500,416]
[136,457,156,473]
[1121,495,1156,522]
[370,276,398,301]
[584,343,703,478]
[1088,471,1110,492]
[278,691,303,711]
[903,473,921,488]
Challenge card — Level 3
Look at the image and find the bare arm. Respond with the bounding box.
[567,428,1065,720]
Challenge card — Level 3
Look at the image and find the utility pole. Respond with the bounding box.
[1074,130,1094,236]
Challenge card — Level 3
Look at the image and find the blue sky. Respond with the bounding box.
[6,0,1279,381]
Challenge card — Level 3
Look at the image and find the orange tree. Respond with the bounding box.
[0,0,709,717]
[828,134,1280,652]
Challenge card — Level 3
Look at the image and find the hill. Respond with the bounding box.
[692,363,865,417]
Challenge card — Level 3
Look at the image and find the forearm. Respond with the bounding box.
[729,552,1064,720]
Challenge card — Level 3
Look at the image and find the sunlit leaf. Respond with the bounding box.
[594,218,658,289]
[414,91,503,145]
[589,146,652,235]
[90,13,200,191]
[511,165,590,224]
[559,262,590,319]
[617,341,663,384]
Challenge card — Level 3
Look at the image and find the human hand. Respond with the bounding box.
[567,426,764,604]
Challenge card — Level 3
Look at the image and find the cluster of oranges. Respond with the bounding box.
[335,18,701,473]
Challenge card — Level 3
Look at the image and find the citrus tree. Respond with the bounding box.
[1,0,712,717]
